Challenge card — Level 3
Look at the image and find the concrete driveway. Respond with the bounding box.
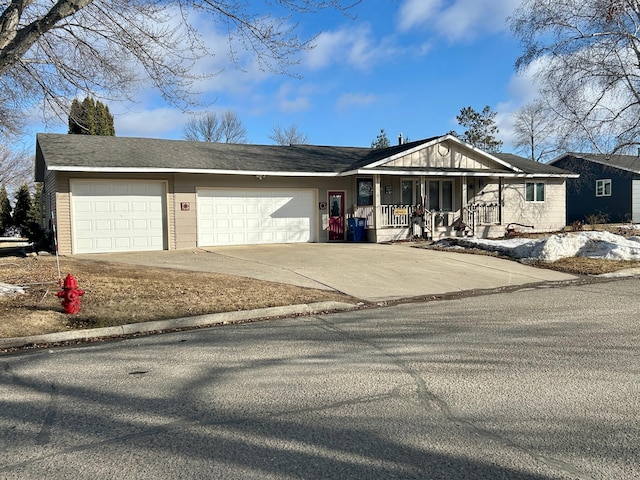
[82,243,577,302]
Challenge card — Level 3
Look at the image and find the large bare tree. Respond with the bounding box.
[510,0,640,154]
[0,0,359,136]
[268,123,309,145]
[0,144,31,189]
[512,101,558,162]
[183,110,247,143]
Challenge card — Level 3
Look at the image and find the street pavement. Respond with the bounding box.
[79,243,577,302]
[1,278,638,479]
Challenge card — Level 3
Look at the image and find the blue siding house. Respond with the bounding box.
[550,153,640,224]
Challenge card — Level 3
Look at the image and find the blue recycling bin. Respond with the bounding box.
[347,217,367,242]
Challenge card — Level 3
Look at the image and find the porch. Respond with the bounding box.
[350,175,505,241]
[353,202,503,241]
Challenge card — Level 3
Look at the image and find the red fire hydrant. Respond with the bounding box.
[56,274,85,314]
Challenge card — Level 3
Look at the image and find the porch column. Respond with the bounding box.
[461,176,468,206]
[461,177,468,225]
[498,177,503,224]
[373,174,381,229]
[419,176,425,207]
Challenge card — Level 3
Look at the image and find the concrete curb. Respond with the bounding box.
[0,301,358,350]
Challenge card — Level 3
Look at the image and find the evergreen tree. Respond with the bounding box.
[68,96,115,135]
[0,184,12,234]
[12,183,32,237]
[27,183,43,243]
[95,101,116,135]
[68,98,83,134]
[451,106,502,153]
[371,129,391,149]
[81,96,97,135]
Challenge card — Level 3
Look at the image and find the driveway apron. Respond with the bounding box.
[80,243,576,303]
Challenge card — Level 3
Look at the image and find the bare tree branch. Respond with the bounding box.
[0,0,360,135]
[0,144,32,189]
[510,0,640,154]
[183,110,247,143]
[268,123,309,145]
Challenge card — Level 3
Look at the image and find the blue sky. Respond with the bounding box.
[30,0,535,152]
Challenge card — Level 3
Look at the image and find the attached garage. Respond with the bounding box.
[197,188,317,246]
[70,180,167,254]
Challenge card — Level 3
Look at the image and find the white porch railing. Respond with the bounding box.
[464,202,500,227]
[353,206,375,226]
[379,204,415,227]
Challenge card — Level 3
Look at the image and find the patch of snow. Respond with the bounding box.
[0,282,25,296]
[435,231,640,262]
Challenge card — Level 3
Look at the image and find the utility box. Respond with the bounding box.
[347,217,367,242]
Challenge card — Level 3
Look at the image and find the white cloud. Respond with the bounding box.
[336,92,377,111]
[275,83,313,113]
[113,107,187,138]
[397,0,521,41]
[305,24,399,71]
[397,0,443,32]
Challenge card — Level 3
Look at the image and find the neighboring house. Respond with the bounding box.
[35,133,576,255]
[550,153,640,224]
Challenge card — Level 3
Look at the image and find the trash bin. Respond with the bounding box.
[348,217,367,242]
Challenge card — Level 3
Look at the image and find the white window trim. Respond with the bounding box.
[525,181,546,203]
[401,178,419,206]
[428,179,454,212]
[356,177,374,206]
[596,179,612,197]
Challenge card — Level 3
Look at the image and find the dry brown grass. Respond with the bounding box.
[0,255,354,339]
[528,257,640,275]
[3,227,640,340]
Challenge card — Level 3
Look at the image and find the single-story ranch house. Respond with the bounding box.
[549,152,640,224]
[35,133,577,255]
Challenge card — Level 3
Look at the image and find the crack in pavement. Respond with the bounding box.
[314,317,596,480]
[34,383,59,446]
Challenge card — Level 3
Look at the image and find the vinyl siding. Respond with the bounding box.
[502,178,567,232]
[386,141,502,170]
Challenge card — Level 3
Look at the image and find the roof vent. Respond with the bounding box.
[398,133,403,145]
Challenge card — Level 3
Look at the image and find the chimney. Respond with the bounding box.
[398,133,403,145]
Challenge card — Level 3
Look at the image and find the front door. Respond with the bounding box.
[328,191,345,241]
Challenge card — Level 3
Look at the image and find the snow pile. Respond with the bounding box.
[436,231,640,262]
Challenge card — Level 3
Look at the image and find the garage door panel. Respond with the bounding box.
[94,201,111,213]
[198,188,315,246]
[71,181,166,254]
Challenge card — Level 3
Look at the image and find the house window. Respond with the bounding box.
[401,180,413,205]
[596,179,612,197]
[356,178,373,206]
[428,180,453,211]
[525,182,545,202]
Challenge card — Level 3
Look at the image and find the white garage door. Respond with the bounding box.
[197,189,316,246]
[633,180,640,223]
[71,180,166,254]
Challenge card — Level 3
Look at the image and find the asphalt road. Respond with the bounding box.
[1,278,638,479]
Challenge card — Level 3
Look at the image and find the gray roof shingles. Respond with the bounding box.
[556,152,640,174]
[36,133,575,178]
